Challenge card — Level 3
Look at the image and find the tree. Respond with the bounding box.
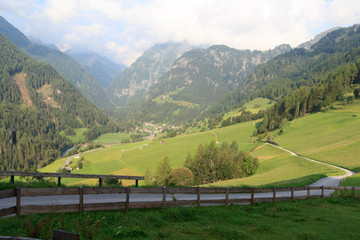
[168,167,194,186]
[354,88,360,98]
[155,156,172,186]
[185,141,258,184]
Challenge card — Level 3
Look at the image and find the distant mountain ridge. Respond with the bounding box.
[0,16,112,108]
[107,42,193,105]
[148,44,291,106]
[67,50,126,88]
[209,23,360,119]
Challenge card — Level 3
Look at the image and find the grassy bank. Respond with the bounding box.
[274,101,360,172]
[0,198,359,239]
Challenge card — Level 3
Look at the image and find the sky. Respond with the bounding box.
[0,0,360,66]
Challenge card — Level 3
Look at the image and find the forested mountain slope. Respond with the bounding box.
[0,16,111,108]
[0,34,116,171]
[210,24,360,116]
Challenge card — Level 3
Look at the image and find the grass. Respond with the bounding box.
[38,157,67,173]
[274,100,360,172]
[60,128,87,143]
[341,173,360,187]
[152,87,199,108]
[223,97,275,120]
[40,120,258,186]
[1,198,360,239]
[92,132,132,144]
[205,144,344,187]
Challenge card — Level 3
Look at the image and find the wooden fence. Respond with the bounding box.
[0,186,359,218]
[0,171,144,187]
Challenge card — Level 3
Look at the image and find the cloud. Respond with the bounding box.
[0,0,360,65]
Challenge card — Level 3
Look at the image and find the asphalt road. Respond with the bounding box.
[0,144,356,210]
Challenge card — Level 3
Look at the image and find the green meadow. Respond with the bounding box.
[38,157,67,173]
[222,97,275,120]
[60,128,87,143]
[274,100,360,172]
[93,132,133,144]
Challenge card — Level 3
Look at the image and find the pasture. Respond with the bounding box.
[274,101,360,172]
[222,97,275,120]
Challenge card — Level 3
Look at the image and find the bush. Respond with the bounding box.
[104,178,122,186]
[168,167,194,186]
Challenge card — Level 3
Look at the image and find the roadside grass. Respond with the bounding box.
[0,179,59,190]
[38,157,68,173]
[341,173,360,187]
[205,144,344,188]
[274,100,360,172]
[60,128,87,143]
[1,198,359,239]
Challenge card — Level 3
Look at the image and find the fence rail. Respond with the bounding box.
[0,171,144,187]
[0,186,359,218]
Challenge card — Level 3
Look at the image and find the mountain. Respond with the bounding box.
[149,44,291,105]
[132,44,291,123]
[0,34,117,171]
[106,42,193,105]
[0,16,112,108]
[210,24,360,129]
[67,50,126,88]
[297,27,341,50]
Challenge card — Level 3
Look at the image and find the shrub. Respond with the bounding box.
[168,167,194,186]
[104,178,122,186]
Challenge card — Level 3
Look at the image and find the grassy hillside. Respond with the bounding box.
[205,144,343,187]
[223,98,275,120]
[274,100,360,172]
[42,120,259,186]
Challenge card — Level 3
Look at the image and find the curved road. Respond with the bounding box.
[0,143,357,210]
[268,143,356,186]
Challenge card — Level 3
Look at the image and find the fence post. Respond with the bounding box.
[99,178,102,187]
[196,187,200,207]
[135,179,139,187]
[251,188,254,206]
[225,187,229,207]
[16,186,21,218]
[58,177,61,187]
[291,187,294,201]
[321,186,324,199]
[273,187,276,203]
[307,186,310,200]
[79,186,83,214]
[125,187,130,213]
[11,175,14,184]
[162,186,166,209]
[352,186,355,199]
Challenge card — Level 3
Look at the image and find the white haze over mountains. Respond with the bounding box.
[0,0,359,66]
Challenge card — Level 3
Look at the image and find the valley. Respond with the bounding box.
[39,99,360,188]
[1,16,360,190]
